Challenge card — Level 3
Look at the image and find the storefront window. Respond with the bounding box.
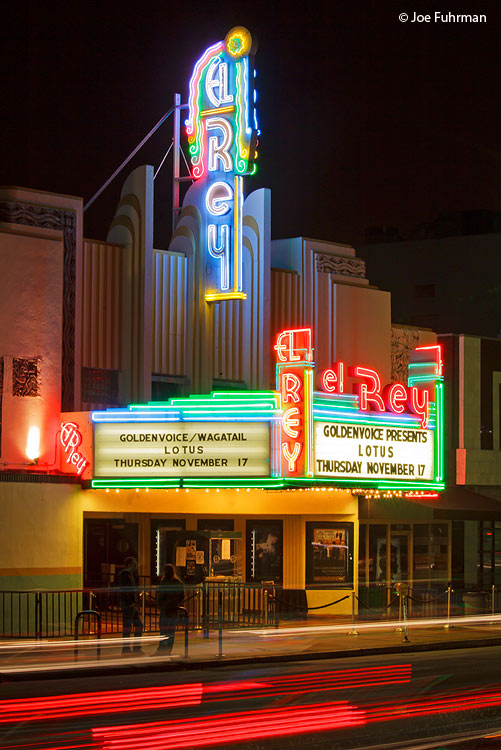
[246,520,283,583]
[495,522,501,584]
[359,524,368,586]
[479,521,495,588]
[430,523,449,583]
[413,523,430,583]
[306,522,354,587]
[389,533,410,583]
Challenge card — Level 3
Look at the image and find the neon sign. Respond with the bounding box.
[186,27,259,302]
[90,333,444,492]
[321,364,430,428]
[60,422,89,476]
[275,329,314,477]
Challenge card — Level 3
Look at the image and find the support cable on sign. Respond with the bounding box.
[154,141,174,180]
[84,103,187,211]
[180,144,194,179]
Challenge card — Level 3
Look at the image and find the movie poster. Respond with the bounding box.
[306,523,352,585]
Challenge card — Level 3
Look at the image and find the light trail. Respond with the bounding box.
[91,702,366,748]
[90,686,501,749]
[0,664,410,723]
[229,612,501,637]
[0,684,203,723]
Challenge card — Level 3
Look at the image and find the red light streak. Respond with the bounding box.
[203,664,412,701]
[0,684,202,724]
[92,702,366,749]
[363,686,501,723]
[0,665,410,725]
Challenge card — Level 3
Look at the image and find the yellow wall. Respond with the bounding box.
[0,481,358,618]
[0,482,82,590]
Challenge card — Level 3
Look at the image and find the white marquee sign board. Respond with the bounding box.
[314,422,435,481]
[94,422,270,477]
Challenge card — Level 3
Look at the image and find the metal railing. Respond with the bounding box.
[2,582,498,640]
[0,582,277,639]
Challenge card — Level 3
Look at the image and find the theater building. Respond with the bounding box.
[0,27,457,616]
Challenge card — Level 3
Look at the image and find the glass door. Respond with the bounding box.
[389,532,410,585]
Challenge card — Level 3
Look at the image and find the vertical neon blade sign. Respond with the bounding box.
[275,329,314,478]
[186,27,259,302]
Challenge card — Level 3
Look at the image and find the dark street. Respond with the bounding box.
[3,646,501,749]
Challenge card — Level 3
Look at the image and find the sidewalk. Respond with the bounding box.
[2,614,501,680]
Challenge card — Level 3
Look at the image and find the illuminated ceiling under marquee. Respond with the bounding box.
[89,331,445,493]
[185,27,259,303]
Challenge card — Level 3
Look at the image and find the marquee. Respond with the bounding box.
[90,327,444,493]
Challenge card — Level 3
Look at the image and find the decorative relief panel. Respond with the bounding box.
[12,357,39,397]
[0,200,76,410]
[392,326,420,384]
[316,254,366,278]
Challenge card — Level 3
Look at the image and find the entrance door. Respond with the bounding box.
[84,519,138,587]
[150,519,186,581]
[389,532,410,585]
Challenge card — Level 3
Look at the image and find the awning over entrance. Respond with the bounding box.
[407,486,501,519]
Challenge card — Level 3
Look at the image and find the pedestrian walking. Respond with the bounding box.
[118,556,143,653]
[156,564,184,653]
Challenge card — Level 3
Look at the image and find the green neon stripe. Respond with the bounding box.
[234,60,247,173]
[211,391,279,399]
[179,412,279,419]
[313,400,358,410]
[283,476,444,490]
[170,405,277,412]
[129,392,280,410]
[313,416,429,428]
[434,381,445,482]
[408,375,444,384]
[182,478,284,488]
[91,478,181,489]
[286,476,437,486]
[169,398,276,405]
[377,482,445,490]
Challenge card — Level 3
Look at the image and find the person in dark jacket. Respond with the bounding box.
[118,556,143,653]
[156,564,184,653]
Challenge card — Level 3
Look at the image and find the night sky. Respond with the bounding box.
[2,0,499,249]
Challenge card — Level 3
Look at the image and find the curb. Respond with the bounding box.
[3,636,501,682]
